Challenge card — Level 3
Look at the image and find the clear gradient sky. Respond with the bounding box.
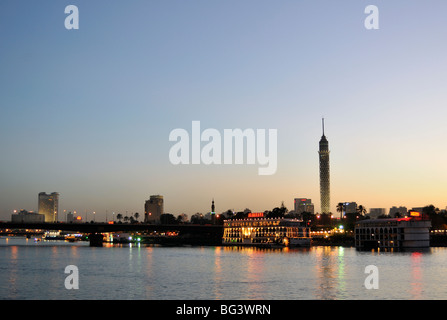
[1,1,446,221]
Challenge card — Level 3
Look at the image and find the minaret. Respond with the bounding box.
[211,199,216,224]
[319,118,330,214]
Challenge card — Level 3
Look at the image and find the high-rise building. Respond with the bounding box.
[144,195,164,223]
[294,198,315,215]
[369,208,386,219]
[66,211,74,223]
[389,206,407,217]
[38,192,60,222]
[319,118,330,214]
[343,202,358,214]
[337,202,357,218]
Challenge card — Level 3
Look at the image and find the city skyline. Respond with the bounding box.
[7,187,444,223]
[1,1,447,220]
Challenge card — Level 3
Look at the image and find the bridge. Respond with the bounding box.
[0,222,224,246]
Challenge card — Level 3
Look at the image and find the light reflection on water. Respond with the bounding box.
[1,237,447,299]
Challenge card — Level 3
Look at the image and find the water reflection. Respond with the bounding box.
[313,246,352,299]
[245,246,265,299]
[212,246,341,299]
[410,252,423,299]
[213,246,291,299]
[337,247,346,298]
[313,246,344,299]
[212,247,224,300]
[144,247,155,299]
[3,238,447,300]
[8,246,19,299]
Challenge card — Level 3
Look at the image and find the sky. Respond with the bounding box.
[1,1,447,221]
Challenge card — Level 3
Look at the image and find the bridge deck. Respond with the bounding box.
[0,222,223,235]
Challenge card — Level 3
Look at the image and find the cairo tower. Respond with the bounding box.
[319,118,330,214]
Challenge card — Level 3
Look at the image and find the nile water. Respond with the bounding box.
[1,237,447,300]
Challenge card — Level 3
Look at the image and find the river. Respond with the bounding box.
[1,237,447,300]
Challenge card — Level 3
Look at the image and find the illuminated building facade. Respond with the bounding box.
[294,198,315,215]
[248,212,264,218]
[319,119,330,214]
[11,210,45,223]
[38,192,59,222]
[355,214,431,250]
[223,217,311,247]
[144,195,164,223]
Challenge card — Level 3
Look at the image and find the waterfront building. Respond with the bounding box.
[144,195,164,223]
[38,192,59,222]
[355,212,431,250]
[223,217,311,247]
[11,210,45,223]
[389,206,407,217]
[319,118,330,214]
[294,198,315,215]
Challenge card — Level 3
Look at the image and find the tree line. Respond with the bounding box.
[111,204,447,231]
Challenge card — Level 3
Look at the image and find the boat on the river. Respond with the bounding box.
[222,214,311,248]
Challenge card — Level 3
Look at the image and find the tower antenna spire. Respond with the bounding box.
[322,117,325,136]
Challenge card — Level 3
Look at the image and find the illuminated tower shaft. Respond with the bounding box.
[319,119,330,214]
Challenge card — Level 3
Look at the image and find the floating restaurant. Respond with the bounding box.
[354,211,431,250]
[222,213,311,247]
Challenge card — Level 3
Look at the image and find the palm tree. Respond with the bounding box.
[336,202,344,219]
[116,213,123,223]
[134,212,140,221]
[357,205,367,216]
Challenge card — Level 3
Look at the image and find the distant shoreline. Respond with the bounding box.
[3,233,447,248]
[312,234,447,248]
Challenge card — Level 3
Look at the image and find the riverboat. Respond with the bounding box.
[354,211,431,250]
[222,216,311,247]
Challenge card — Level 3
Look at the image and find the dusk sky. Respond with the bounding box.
[1,1,446,221]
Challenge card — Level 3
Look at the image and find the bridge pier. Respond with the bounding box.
[89,233,104,247]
